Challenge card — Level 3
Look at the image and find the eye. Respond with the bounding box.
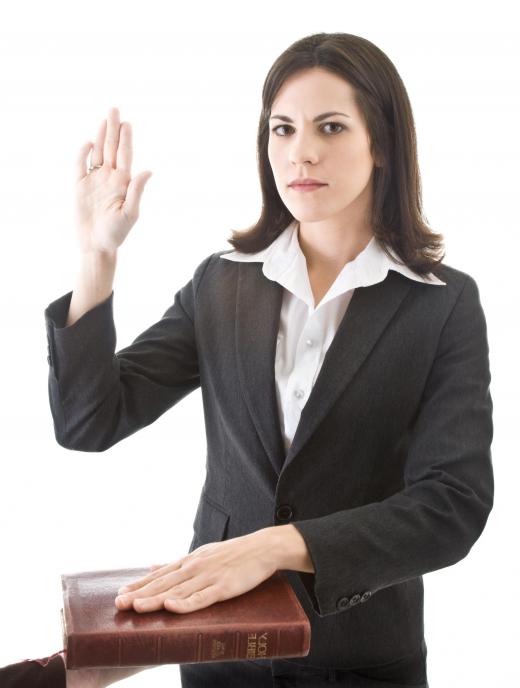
[270,122,346,136]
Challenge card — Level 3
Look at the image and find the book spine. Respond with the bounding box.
[65,623,311,668]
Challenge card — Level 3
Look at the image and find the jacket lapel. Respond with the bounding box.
[235,262,287,475]
[283,270,413,473]
[235,263,413,477]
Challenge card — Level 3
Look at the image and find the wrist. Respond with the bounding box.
[79,247,118,263]
[261,524,315,573]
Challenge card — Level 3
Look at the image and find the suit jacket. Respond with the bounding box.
[0,654,65,688]
[44,249,494,672]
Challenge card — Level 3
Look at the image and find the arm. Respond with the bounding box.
[44,253,214,452]
[286,275,494,617]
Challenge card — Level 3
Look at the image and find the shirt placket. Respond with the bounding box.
[286,308,323,437]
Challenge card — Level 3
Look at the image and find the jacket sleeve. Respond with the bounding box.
[292,274,494,618]
[44,253,213,452]
[0,653,66,688]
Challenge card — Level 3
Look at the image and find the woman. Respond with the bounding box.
[4,31,493,687]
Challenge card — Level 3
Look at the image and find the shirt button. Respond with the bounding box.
[305,338,314,347]
[294,388,305,399]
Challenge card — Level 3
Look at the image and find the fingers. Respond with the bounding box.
[164,587,218,614]
[116,579,218,614]
[76,141,93,182]
[103,107,121,168]
[127,573,176,599]
[91,117,107,167]
[150,563,167,571]
[76,117,105,181]
[79,108,146,181]
[117,560,181,594]
[115,563,187,610]
[117,589,175,612]
[130,585,219,614]
[115,584,172,611]
[116,122,132,173]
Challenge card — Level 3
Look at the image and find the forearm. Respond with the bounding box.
[66,249,117,327]
[262,524,315,573]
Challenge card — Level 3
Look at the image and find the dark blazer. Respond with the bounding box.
[0,654,65,688]
[44,250,494,673]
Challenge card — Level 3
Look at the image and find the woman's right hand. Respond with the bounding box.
[75,107,153,255]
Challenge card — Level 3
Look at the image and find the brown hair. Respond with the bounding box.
[226,32,445,276]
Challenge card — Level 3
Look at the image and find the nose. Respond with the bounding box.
[288,133,320,166]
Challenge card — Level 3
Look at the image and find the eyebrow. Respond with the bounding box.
[269,111,351,122]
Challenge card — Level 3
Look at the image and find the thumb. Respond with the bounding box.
[124,171,153,218]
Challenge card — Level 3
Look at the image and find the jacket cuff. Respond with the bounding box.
[44,290,115,387]
[291,518,374,618]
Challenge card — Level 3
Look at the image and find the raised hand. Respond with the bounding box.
[75,107,153,255]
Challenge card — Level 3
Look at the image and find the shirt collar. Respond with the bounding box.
[221,219,446,308]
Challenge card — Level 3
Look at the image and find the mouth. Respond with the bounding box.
[289,183,328,192]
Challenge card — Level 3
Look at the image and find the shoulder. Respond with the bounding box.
[189,250,235,280]
[430,261,475,288]
[404,260,483,308]
[428,261,484,307]
[411,262,488,347]
[188,250,248,301]
[197,249,256,279]
[386,261,488,343]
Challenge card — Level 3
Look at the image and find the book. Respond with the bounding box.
[60,566,311,668]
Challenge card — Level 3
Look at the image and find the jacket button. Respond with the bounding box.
[276,505,293,521]
[349,594,361,606]
[360,591,372,603]
[337,596,350,610]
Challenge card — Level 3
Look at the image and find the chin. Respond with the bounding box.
[285,205,339,224]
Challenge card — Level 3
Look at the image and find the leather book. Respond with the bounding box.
[60,566,311,668]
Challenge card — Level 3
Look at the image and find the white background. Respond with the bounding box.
[0,1,518,686]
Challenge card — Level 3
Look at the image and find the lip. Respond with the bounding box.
[290,183,327,192]
[289,178,327,186]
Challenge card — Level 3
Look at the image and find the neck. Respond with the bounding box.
[297,220,374,273]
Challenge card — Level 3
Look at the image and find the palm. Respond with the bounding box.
[76,166,133,253]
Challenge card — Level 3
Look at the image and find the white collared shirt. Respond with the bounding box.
[221,219,446,451]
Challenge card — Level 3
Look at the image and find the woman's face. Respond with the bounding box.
[267,67,377,226]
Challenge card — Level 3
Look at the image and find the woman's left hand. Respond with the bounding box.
[114,530,277,614]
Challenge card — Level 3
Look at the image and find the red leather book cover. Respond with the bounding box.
[61,567,311,668]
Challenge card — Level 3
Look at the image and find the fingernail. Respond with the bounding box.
[118,586,129,593]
